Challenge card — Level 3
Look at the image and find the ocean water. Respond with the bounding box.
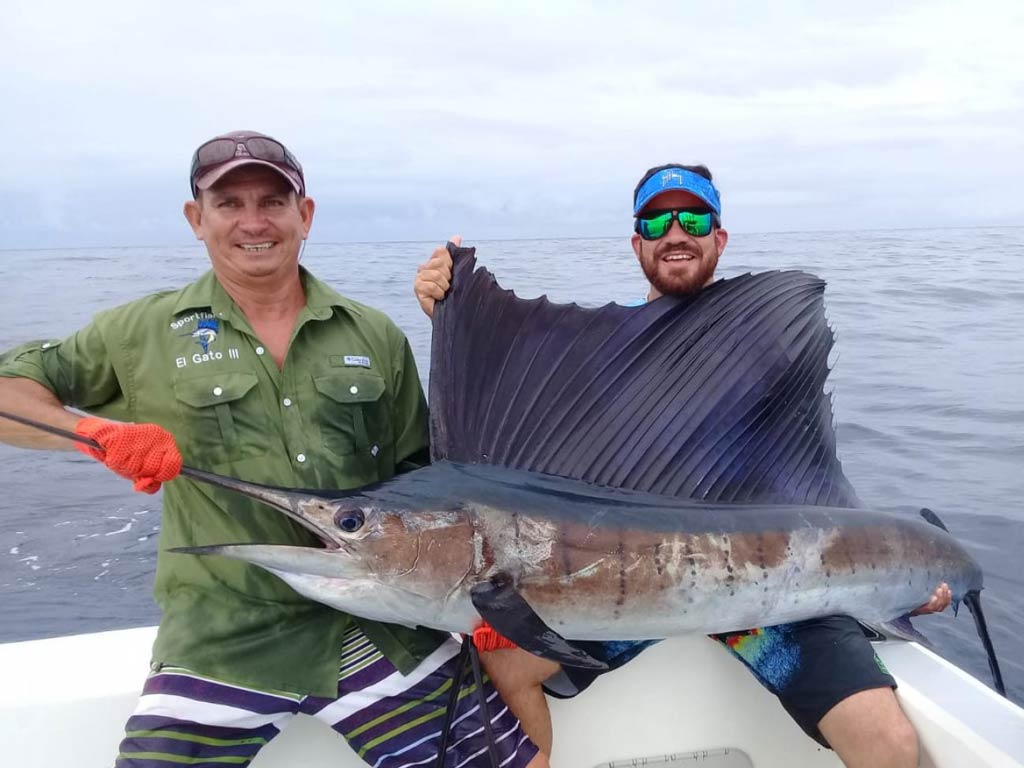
[0,229,1021,705]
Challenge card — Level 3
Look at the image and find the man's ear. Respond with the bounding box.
[299,196,315,239]
[715,227,729,254]
[183,199,204,241]
[631,232,643,261]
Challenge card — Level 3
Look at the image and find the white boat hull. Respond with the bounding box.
[1,627,1020,767]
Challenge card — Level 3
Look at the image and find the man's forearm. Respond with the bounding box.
[0,377,80,450]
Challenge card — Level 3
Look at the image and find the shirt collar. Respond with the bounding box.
[171,267,363,322]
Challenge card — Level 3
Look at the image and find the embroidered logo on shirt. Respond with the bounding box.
[190,318,220,353]
[343,355,371,368]
[171,314,231,369]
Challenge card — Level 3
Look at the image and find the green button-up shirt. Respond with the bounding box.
[0,268,448,696]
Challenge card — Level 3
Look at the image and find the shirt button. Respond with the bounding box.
[256,346,265,356]
[213,386,223,396]
[283,397,292,407]
[349,385,359,395]
[296,453,307,463]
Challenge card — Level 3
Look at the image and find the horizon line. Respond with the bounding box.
[1,222,1021,254]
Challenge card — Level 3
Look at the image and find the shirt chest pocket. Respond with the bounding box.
[173,372,266,465]
[313,372,391,457]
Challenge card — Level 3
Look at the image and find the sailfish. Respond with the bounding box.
[169,245,1004,693]
[2,244,1001,691]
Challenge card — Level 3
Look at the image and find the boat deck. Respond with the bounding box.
[2,627,1021,767]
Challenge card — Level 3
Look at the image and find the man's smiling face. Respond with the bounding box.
[632,189,728,299]
[184,164,314,284]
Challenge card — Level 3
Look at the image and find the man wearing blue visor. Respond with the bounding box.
[414,163,951,768]
[630,164,728,300]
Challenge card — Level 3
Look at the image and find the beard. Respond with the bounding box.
[639,242,719,296]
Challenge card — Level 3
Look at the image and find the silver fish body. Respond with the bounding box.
[191,462,980,640]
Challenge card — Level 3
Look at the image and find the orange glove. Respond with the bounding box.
[472,621,519,652]
[74,417,182,494]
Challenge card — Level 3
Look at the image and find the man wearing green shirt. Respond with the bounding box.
[0,131,542,768]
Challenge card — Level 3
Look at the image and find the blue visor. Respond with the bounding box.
[633,168,721,218]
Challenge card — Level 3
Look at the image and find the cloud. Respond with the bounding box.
[1,0,1022,247]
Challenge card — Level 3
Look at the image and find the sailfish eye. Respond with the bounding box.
[334,508,365,534]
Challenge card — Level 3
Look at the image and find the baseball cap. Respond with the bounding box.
[190,131,305,197]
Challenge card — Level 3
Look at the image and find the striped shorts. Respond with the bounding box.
[115,626,539,768]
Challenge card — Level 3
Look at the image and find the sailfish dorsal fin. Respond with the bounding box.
[429,245,859,508]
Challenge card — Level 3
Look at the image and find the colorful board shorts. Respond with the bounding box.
[115,625,539,767]
[544,615,896,747]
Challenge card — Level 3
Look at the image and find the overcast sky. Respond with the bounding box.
[1,0,1022,248]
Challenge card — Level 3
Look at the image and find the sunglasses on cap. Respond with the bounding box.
[190,135,304,197]
[634,208,718,240]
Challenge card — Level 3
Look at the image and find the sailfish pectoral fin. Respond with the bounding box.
[470,574,608,670]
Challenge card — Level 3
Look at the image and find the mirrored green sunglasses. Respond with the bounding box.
[635,209,716,240]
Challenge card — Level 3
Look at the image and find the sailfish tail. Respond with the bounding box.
[920,507,1006,696]
[963,590,1007,696]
